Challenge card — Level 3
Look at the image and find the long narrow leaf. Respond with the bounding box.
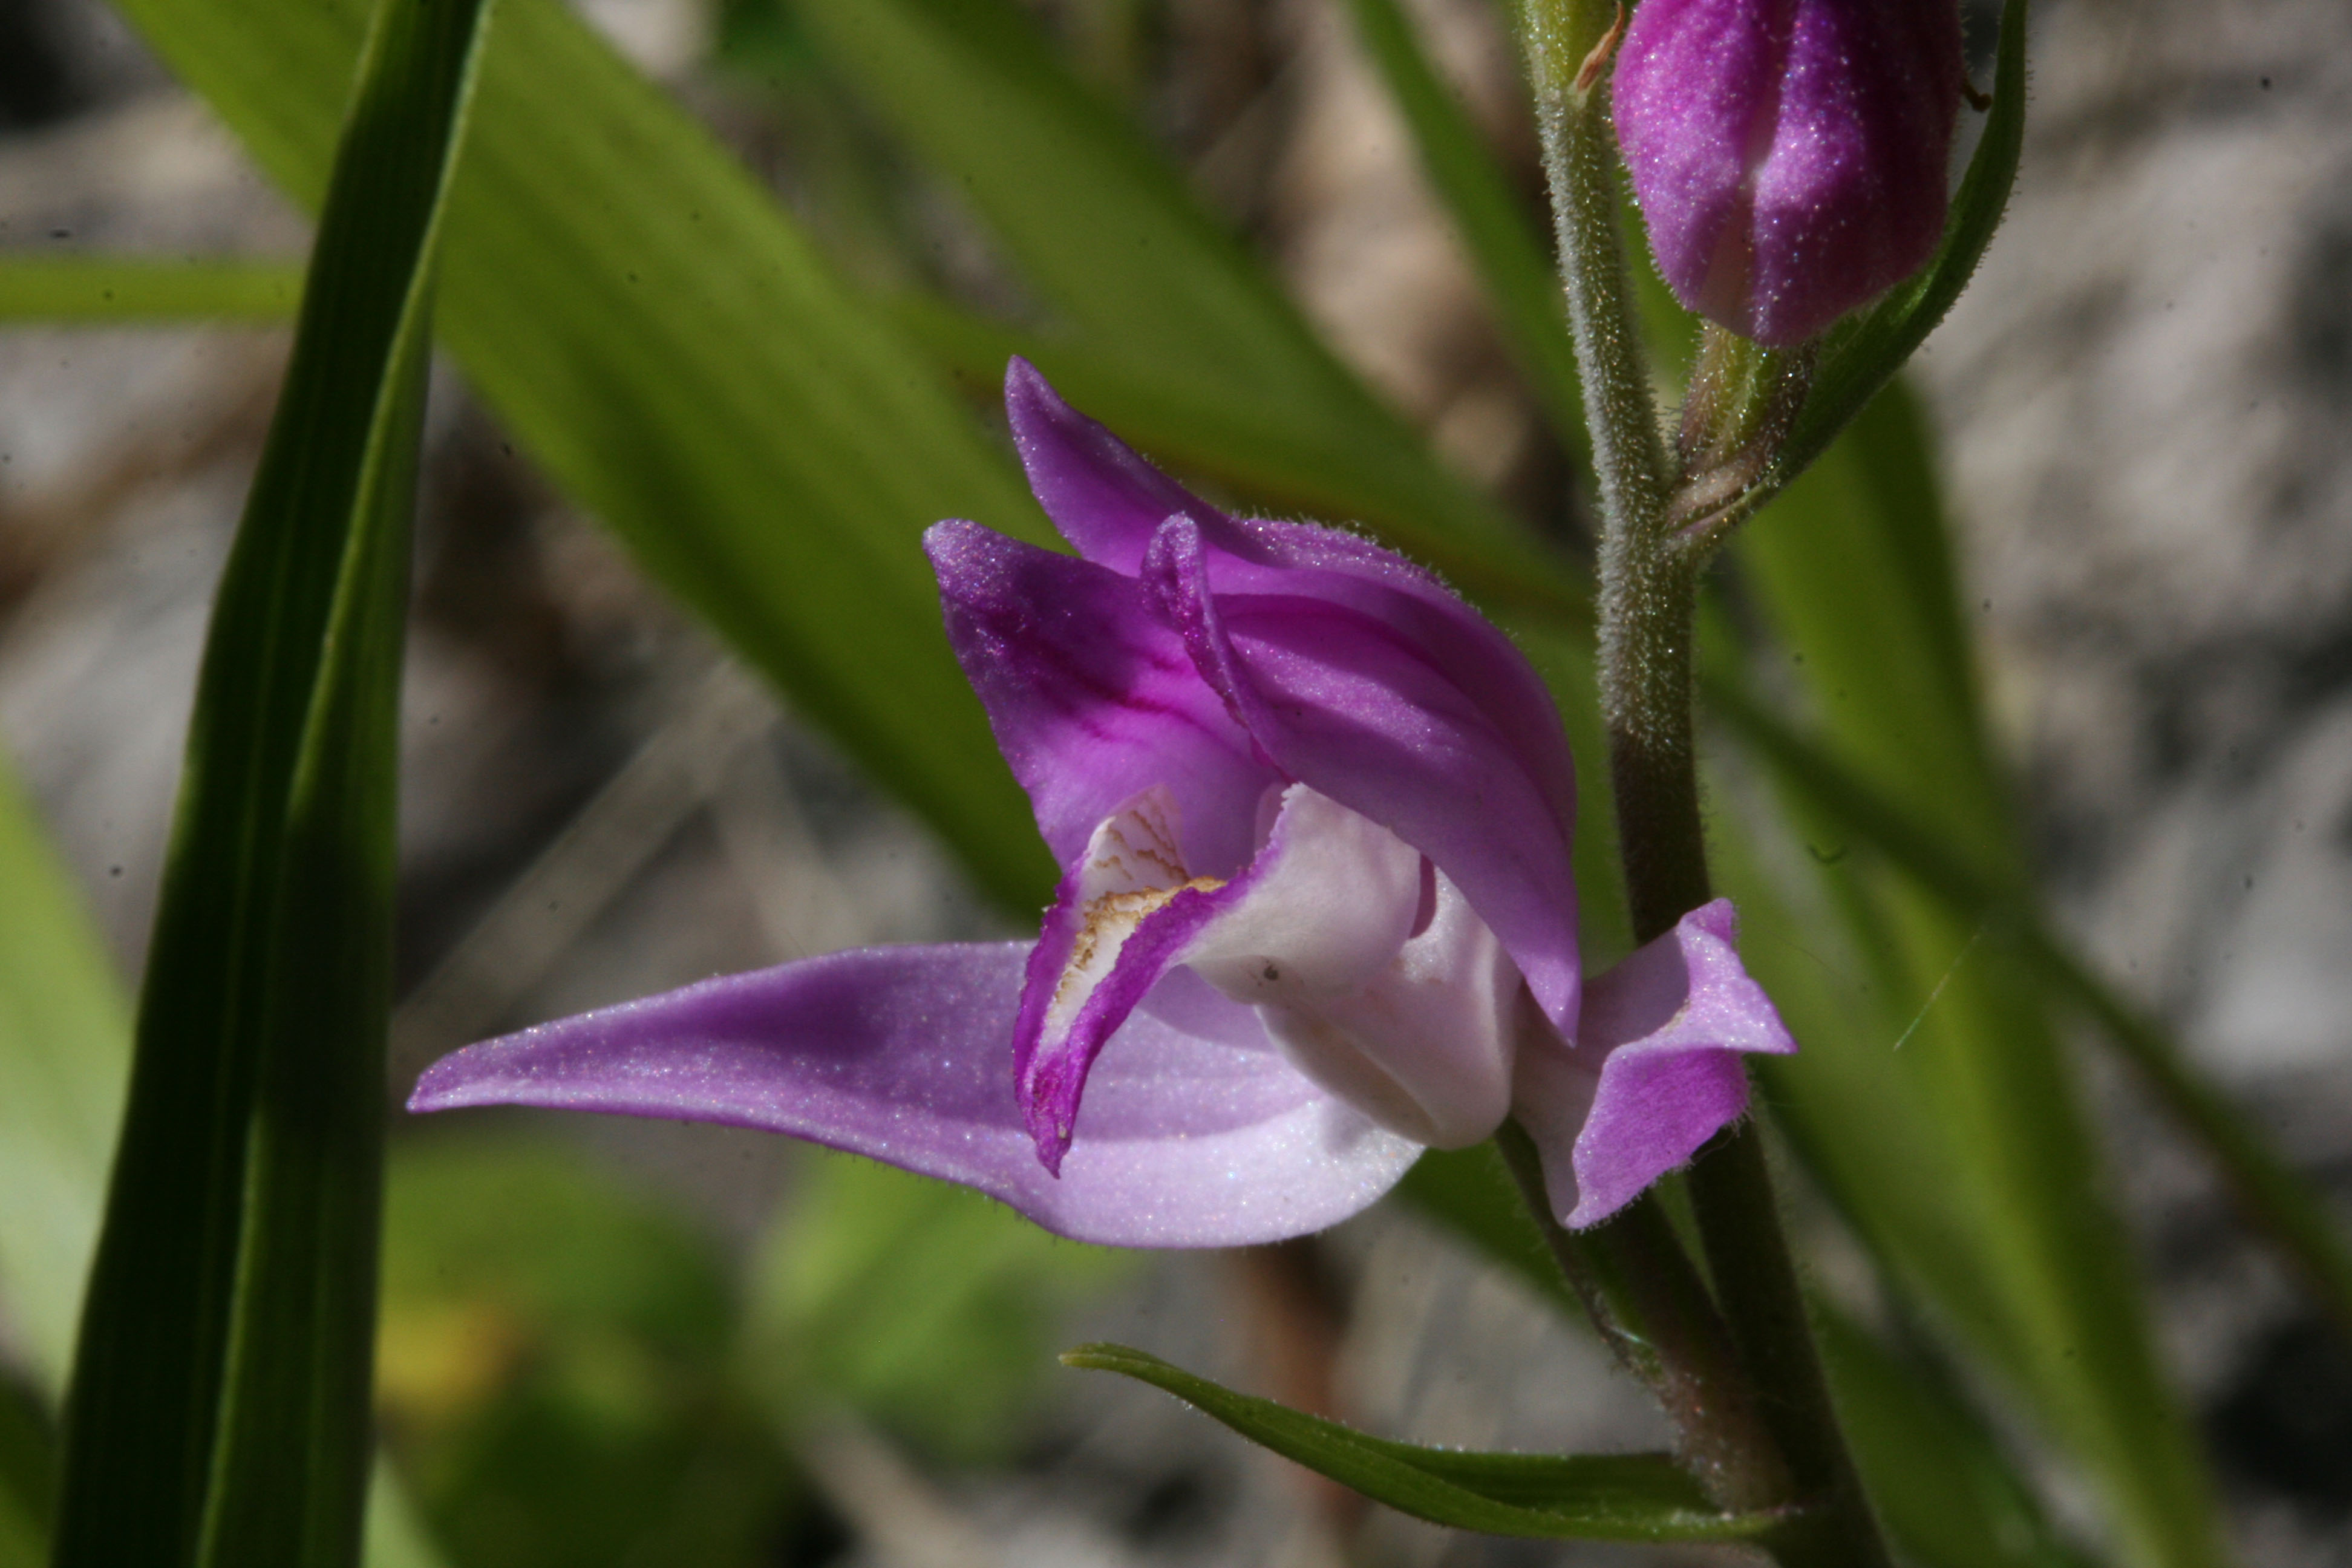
[1400,1143,2107,1568]
[0,763,130,1401]
[1812,1314,2097,1568]
[1339,0,1588,468]
[112,0,1058,910]
[1062,1344,1785,1543]
[1723,386,2225,1567]
[0,764,448,1568]
[50,0,490,1559]
[790,0,1345,405]
[0,1373,51,1568]
[1710,674,2352,1349]
[789,0,1553,573]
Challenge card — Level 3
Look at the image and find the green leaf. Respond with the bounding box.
[0,259,301,321]
[1339,0,1588,466]
[378,1139,797,1568]
[1817,1314,2098,1568]
[1768,0,2030,494]
[1400,1131,2106,1568]
[0,759,132,1402]
[0,762,445,1568]
[1708,673,2352,1356]
[50,0,489,1558]
[788,0,1558,579]
[1062,1344,1786,1543]
[1717,384,2226,1568]
[0,1371,54,1568]
[113,0,1059,913]
[0,756,456,1568]
[790,0,1338,402]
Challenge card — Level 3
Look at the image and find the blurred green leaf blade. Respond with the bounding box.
[1817,1312,2097,1568]
[1340,0,1587,467]
[1709,671,2352,1348]
[1064,1343,1785,1542]
[50,0,490,1557]
[379,1138,800,1568]
[747,1151,1131,1462]
[1719,384,2226,1567]
[112,0,1060,911]
[788,0,1561,581]
[789,0,1338,403]
[0,259,301,322]
[0,760,131,1402]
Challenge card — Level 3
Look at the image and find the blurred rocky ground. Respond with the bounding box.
[0,0,2345,1563]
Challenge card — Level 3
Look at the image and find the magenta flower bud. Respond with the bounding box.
[1613,0,1966,347]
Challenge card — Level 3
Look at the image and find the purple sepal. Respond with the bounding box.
[1143,517,1583,1035]
[408,944,1420,1247]
[1004,359,1211,574]
[926,521,1271,878]
[1613,0,1966,346]
[1514,900,1795,1229]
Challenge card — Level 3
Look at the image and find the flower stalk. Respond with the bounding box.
[1519,0,1892,1560]
[1497,1122,1791,1512]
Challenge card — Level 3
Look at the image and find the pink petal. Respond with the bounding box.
[407,943,1419,1247]
[1514,900,1795,1228]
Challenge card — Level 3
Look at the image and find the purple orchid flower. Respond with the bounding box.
[408,364,1795,1246]
[1612,0,1966,347]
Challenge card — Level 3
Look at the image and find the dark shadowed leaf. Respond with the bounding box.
[50,0,489,1559]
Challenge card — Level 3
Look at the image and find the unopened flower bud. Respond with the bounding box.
[1613,0,1966,347]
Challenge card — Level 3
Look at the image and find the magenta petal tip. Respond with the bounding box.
[1515,898,1796,1229]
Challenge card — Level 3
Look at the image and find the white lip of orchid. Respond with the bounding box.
[1235,866,1524,1149]
[1054,783,1523,1151]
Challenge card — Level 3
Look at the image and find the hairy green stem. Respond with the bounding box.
[1685,1127,1887,1568]
[1498,1123,1791,1511]
[1520,0,1670,547]
[1518,2,1892,1561]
